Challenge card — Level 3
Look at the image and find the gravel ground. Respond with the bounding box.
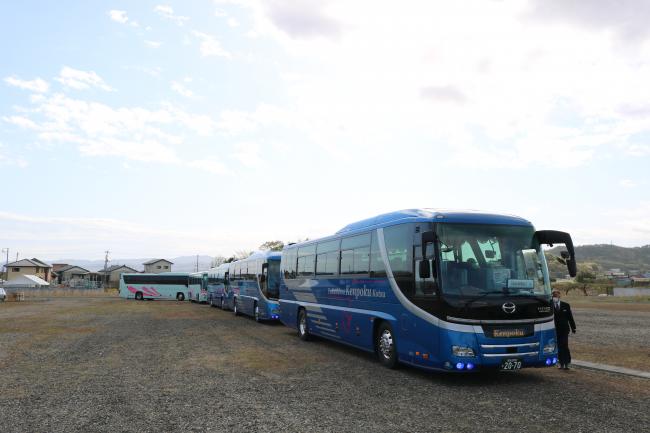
[0,298,648,433]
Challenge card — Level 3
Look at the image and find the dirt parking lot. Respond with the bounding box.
[1,298,648,433]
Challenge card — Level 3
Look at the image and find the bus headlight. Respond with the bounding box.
[452,346,475,357]
[543,341,556,354]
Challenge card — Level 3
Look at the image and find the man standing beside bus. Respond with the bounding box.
[552,290,576,370]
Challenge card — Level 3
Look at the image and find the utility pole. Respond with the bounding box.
[103,250,110,288]
[1,248,8,281]
[196,254,199,272]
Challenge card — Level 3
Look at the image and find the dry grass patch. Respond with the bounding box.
[572,342,650,372]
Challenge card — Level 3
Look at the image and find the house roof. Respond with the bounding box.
[143,259,174,265]
[4,258,52,268]
[56,265,90,273]
[99,265,138,274]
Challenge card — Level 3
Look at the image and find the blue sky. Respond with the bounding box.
[1,0,649,260]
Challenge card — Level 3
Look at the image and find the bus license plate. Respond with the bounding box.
[500,358,522,371]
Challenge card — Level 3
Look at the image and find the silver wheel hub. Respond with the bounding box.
[300,314,307,335]
[379,330,393,359]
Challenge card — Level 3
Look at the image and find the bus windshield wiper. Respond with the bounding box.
[462,290,508,309]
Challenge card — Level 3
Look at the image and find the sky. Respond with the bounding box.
[1,0,650,261]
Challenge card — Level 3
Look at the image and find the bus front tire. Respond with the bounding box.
[298,309,310,341]
[376,322,398,369]
[176,293,185,301]
[135,292,143,301]
[233,299,240,316]
[220,297,225,310]
[254,303,260,322]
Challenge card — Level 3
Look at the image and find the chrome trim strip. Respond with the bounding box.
[446,315,554,325]
[482,351,539,358]
[481,343,540,349]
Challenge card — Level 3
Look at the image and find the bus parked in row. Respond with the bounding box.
[189,272,208,303]
[279,209,576,372]
[119,273,190,301]
[207,263,230,308]
[228,251,281,322]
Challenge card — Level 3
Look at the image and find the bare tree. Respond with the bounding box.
[234,249,253,260]
[211,255,227,267]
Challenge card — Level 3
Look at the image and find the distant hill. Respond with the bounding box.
[50,255,215,273]
[548,244,650,274]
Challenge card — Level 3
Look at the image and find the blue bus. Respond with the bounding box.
[279,209,576,372]
[207,263,230,308]
[228,251,281,322]
[189,271,208,303]
[119,273,190,301]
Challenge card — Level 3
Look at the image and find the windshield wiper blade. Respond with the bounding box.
[462,290,508,309]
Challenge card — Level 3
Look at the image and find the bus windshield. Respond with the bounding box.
[436,223,551,299]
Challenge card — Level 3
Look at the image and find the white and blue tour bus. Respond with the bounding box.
[228,251,282,322]
[119,272,190,301]
[279,209,576,372]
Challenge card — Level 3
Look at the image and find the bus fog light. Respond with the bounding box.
[466,362,475,370]
[545,358,552,366]
[543,342,556,353]
[452,346,475,357]
[455,362,465,370]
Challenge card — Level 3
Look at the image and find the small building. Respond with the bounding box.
[55,265,90,287]
[4,258,53,282]
[98,265,138,288]
[3,274,50,289]
[143,259,173,274]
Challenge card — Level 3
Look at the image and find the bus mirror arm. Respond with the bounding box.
[534,230,577,278]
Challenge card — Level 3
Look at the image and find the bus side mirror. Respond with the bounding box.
[420,230,437,279]
[534,230,577,278]
[419,259,431,279]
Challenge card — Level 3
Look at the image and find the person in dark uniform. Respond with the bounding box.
[552,290,576,370]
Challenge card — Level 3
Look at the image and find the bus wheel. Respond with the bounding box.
[135,292,143,301]
[233,299,240,316]
[254,303,260,322]
[176,292,185,301]
[298,309,310,341]
[220,297,225,309]
[376,322,398,369]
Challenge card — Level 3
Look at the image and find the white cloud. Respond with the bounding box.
[4,93,220,173]
[154,4,189,26]
[108,10,129,24]
[228,17,240,27]
[55,66,113,91]
[171,81,193,97]
[192,31,231,58]
[144,40,162,48]
[232,142,264,167]
[618,179,637,188]
[4,76,49,93]
[187,157,230,174]
[3,115,39,129]
[0,143,29,168]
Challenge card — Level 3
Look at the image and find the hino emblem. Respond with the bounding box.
[502,302,516,314]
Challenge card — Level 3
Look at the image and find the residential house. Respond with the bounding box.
[4,258,53,282]
[143,259,173,274]
[55,265,91,287]
[98,265,138,288]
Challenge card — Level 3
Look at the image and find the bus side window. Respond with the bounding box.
[383,224,414,297]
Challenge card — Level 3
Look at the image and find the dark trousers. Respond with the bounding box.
[557,332,571,366]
